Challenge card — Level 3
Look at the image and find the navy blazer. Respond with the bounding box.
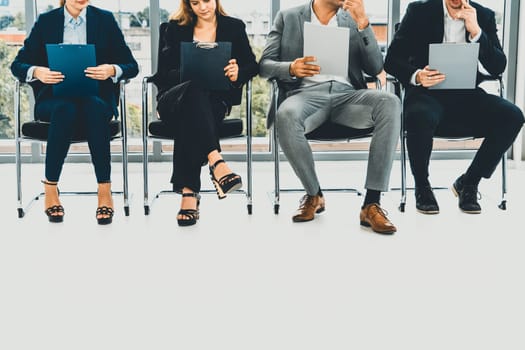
[384,0,506,89]
[11,6,139,116]
[151,15,258,106]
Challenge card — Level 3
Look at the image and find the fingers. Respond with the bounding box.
[85,64,113,80]
[224,59,238,82]
[42,71,65,84]
[461,0,472,8]
[417,67,446,87]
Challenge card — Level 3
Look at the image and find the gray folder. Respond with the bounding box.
[428,43,480,90]
[180,41,232,91]
[303,22,349,77]
[45,44,98,97]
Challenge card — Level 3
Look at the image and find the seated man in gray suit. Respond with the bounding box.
[260,0,401,234]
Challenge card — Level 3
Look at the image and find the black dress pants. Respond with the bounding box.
[162,82,228,193]
[403,87,524,187]
[35,96,113,183]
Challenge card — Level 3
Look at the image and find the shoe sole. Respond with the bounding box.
[212,181,243,200]
[416,208,439,215]
[292,206,325,223]
[360,221,396,235]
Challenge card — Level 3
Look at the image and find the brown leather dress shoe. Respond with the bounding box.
[292,194,325,222]
[360,203,397,235]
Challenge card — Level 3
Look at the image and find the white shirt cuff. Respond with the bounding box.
[111,64,123,83]
[410,69,422,86]
[469,30,482,43]
[26,66,37,82]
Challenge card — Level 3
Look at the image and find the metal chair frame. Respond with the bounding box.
[14,79,131,218]
[270,77,381,214]
[141,77,253,215]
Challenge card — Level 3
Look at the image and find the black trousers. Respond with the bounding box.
[404,87,524,186]
[162,83,228,193]
[35,96,113,183]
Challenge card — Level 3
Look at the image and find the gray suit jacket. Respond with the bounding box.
[259,2,384,127]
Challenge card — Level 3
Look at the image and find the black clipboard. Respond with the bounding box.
[46,44,98,97]
[180,41,232,91]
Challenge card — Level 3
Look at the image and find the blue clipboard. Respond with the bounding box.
[46,44,98,97]
[180,41,232,91]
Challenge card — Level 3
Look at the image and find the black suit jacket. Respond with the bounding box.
[384,0,506,89]
[151,15,258,106]
[11,6,139,116]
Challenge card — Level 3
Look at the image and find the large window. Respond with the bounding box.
[0,0,26,151]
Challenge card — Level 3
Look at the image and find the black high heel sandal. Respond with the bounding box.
[41,180,64,223]
[209,159,242,199]
[177,192,201,227]
[96,206,114,225]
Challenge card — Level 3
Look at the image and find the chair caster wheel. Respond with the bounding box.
[498,201,506,210]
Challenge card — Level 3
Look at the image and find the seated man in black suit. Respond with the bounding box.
[385,0,524,214]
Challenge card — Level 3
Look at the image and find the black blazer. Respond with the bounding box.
[11,6,139,116]
[384,0,506,89]
[151,15,258,106]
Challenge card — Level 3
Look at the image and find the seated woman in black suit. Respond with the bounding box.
[152,0,258,226]
[11,0,138,224]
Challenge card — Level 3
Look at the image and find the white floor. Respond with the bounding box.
[1,159,524,350]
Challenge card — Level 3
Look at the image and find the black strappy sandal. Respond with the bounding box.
[177,192,201,227]
[42,180,64,223]
[209,159,242,199]
[96,206,114,225]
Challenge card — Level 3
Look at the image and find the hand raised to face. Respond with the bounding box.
[455,0,481,38]
[341,0,369,30]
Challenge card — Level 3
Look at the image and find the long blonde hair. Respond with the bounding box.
[169,0,227,26]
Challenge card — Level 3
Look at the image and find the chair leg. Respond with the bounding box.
[399,129,407,213]
[246,80,253,215]
[142,77,150,215]
[16,138,24,218]
[498,152,507,210]
[122,133,130,216]
[272,125,280,214]
[14,79,24,218]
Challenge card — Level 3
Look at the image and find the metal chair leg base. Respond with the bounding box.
[498,200,507,210]
[124,206,130,216]
[144,205,150,215]
[17,208,25,218]
[399,202,406,212]
[274,204,280,214]
[247,204,253,215]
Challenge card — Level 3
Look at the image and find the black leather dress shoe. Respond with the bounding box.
[452,175,481,214]
[415,185,440,214]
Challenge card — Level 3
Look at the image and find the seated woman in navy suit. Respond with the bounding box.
[151,0,258,226]
[11,0,138,224]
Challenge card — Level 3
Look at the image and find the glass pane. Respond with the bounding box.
[0,0,27,146]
